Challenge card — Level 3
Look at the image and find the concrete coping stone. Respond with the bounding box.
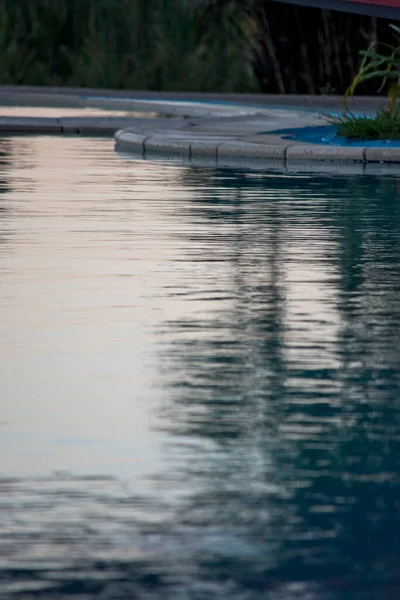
[144,135,192,156]
[114,126,399,168]
[190,140,221,158]
[114,130,147,153]
[0,87,398,168]
[364,147,400,163]
[285,144,365,162]
[218,141,287,160]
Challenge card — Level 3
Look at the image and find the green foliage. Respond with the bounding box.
[344,24,400,113]
[0,0,397,94]
[327,24,400,141]
[0,0,259,92]
[330,106,400,140]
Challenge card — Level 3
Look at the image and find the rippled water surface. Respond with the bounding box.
[1,136,400,599]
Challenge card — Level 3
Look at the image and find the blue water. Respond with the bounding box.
[273,124,400,147]
[1,136,400,599]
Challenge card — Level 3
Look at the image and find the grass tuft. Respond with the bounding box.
[327,106,400,140]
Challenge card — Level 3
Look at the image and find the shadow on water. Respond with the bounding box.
[1,154,400,599]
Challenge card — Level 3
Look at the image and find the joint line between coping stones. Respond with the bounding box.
[142,136,151,157]
[215,142,224,162]
[362,147,368,163]
[189,142,219,162]
[283,145,293,164]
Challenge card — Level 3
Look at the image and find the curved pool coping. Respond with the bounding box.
[113,103,400,168]
[0,86,399,173]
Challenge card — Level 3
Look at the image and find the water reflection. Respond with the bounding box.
[156,169,400,599]
[0,137,400,599]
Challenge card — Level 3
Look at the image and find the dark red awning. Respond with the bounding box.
[267,0,400,18]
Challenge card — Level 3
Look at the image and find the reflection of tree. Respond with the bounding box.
[0,138,12,196]
[0,139,13,247]
[156,170,400,598]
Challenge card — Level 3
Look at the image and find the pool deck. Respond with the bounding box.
[0,86,399,173]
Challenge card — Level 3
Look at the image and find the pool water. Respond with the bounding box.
[273,124,400,147]
[1,136,400,599]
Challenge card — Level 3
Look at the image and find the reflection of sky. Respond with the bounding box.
[1,137,400,598]
[0,136,197,481]
[0,136,389,482]
[0,137,345,482]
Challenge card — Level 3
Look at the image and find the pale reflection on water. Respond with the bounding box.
[0,106,164,118]
[1,136,400,599]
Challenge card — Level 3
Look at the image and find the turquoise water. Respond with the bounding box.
[273,124,400,147]
[1,136,400,599]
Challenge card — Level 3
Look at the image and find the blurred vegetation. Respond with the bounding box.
[0,0,258,91]
[0,0,398,94]
[328,24,400,139]
[203,0,400,94]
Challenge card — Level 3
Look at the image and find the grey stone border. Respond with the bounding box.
[0,86,398,171]
[114,129,400,170]
[0,116,142,135]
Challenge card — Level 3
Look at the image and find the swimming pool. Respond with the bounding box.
[1,135,400,599]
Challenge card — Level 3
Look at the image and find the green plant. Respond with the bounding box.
[326,24,400,141]
[331,106,400,140]
[344,23,400,114]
